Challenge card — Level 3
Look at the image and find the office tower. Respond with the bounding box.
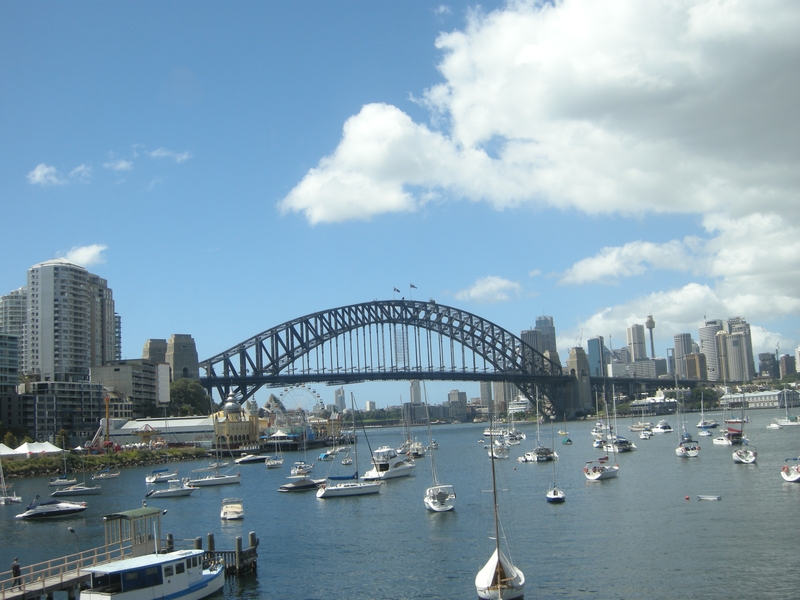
[627,324,647,361]
[759,353,778,378]
[685,353,707,380]
[724,317,756,380]
[698,319,724,381]
[673,333,693,378]
[534,316,558,355]
[492,381,517,414]
[23,258,119,382]
[334,387,346,412]
[780,355,796,379]
[479,381,493,407]
[520,328,542,353]
[166,334,199,381]
[364,400,377,412]
[587,336,606,377]
[143,339,168,363]
[409,380,421,404]
[725,332,751,381]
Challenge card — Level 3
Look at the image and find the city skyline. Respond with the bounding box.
[2,1,799,407]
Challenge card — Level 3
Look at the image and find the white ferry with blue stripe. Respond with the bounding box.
[80,549,224,600]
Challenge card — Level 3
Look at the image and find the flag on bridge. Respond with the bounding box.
[410,283,417,289]
[393,287,400,293]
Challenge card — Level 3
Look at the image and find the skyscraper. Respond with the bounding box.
[698,319,724,381]
[626,324,647,361]
[409,380,421,404]
[520,328,541,353]
[587,336,606,377]
[23,258,120,382]
[534,316,558,354]
[673,333,693,378]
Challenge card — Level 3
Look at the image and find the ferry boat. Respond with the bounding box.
[80,549,224,600]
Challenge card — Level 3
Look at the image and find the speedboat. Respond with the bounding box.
[234,453,264,465]
[675,439,701,458]
[145,479,197,498]
[733,447,757,464]
[51,483,102,496]
[583,459,619,481]
[766,421,782,430]
[278,476,326,492]
[220,497,244,520]
[362,446,415,480]
[604,436,637,453]
[16,496,87,519]
[146,468,178,483]
[639,427,653,440]
[652,420,673,433]
[80,548,224,600]
[424,484,456,511]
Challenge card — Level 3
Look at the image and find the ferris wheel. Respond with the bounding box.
[278,384,324,413]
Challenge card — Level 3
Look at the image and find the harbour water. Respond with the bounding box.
[2,407,799,599]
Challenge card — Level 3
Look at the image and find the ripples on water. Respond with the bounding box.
[2,408,799,599]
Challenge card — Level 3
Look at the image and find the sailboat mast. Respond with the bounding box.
[489,404,502,565]
[422,381,438,486]
[350,392,359,478]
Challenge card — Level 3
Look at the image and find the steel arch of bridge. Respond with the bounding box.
[200,299,572,414]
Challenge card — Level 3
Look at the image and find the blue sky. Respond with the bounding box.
[3,1,799,409]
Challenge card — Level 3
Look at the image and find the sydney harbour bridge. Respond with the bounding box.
[199,299,688,419]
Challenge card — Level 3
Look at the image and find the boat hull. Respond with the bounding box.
[475,549,525,600]
[187,473,240,487]
[583,464,619,481]
[733,449,757,464]
[316,481,382,497]
[781,465,800,482]
[424,485,456,511]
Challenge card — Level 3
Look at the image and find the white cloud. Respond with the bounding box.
[560,240,696,284]
[63,244,108,267]
[454,276,521,304]
[104,159,134,172]
[69,164,92,182]
[147,147,192,163]
[27,163,66,186]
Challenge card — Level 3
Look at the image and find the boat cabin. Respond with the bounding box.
[102,505,164,557]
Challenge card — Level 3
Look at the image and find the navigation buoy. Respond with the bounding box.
[685,495,690,500]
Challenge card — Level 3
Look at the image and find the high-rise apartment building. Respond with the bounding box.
[698,319,724,381]
[780,355,796,379]
[714,317,756,382]
[23,259,120,382]
[626,324,647,361]
[587,336,606,377]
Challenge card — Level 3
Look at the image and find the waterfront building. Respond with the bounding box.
[0,288,26,371]
[626,324,647,361]
[447,389,467,422]
[479,381,492,408]
[91,359,167,418]
[19,379,107,444]
[720,388,800,410]
[364,400,377,412]
[587,336,606,377]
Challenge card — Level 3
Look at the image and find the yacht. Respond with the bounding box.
[145,468,178,483]
[362,446,415,480]
[145,479,197,498]
[234,453,265,465]
[583,458,619,481]
[733,447,757,464]
[278,476,326,492]
[187,471,241,487]
[651,420,673,433]
[16,496,87,519]
[50,483,102,497]
[675,438,701,458]
[80,549,224,600]
[780,462,800,482]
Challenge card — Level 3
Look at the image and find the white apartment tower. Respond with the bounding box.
[626,324,647,361]
[698,319,724,381]
[23,258,120,383]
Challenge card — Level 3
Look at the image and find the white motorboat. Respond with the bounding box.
[697,429,712,437]
[49,475,78,487]
[80,548,224,600]
[278,476,325,492]
[487,440,510,460]
[51,483,102,496]
[780,461,800,482]
[290,461,314,476]
[475,408,524,599]
[145,479,197,498]
[639,427,653,440]
[652,420,673,433]
[264,456,284,469]
[766,421,782,430]
[234,453,264,465]
[16,496,87,519]
[362,446,415,480]
[220,497,244,520]
[675,439,701,458]
[583,459,619,481]
[92,468,121,480]
[733,447,757,464]
[697,495,722,501]
[603,435,637,453]
[145,467,178,483]
[186,471,241,487]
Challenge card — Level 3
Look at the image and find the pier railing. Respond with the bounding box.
[0,542,131,600]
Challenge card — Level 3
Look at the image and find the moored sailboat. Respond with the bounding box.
[422,381,455,512]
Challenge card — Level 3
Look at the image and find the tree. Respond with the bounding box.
[55,429,70,449]
[3,431,18,449]
[169,379,213,416]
